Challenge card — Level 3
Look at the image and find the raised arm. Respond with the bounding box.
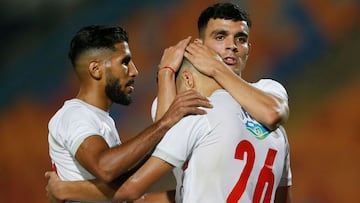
[185,41,289,130]
[155,37,192,121]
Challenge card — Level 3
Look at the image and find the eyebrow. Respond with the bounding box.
[235,32,248,38]
[210,29,228,36]
[210,29,249,38]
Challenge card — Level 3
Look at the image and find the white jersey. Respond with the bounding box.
[48,99,121,181]
[151,79,291,203]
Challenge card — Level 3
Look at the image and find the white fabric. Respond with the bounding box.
[151,79,291,203]
[48,99,121,181]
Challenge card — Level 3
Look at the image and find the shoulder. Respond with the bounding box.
[252,79,285,90]
[208,90,240,112]
[50,99,102,127]
[252,79,288,100]
[208,89,235,105]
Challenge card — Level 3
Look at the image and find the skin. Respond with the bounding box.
[154,18,291,202]
[45,59,219,202]
[45,41,213,202]
[45,18,291,202]
[186,19,289,130]
[157,19,289,130]
[45,56,291,202]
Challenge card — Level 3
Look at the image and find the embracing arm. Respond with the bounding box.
[45,157,173,202]
[208,68,289,130]
[114,157,174,201]
[75,88,210,183]
[45,171,118,201]
[46,90,210,201]
[133,190,176,203]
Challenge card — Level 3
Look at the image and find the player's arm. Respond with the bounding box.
[133,190,176,203]
[205,68,288,130]
[275,186,292,203]
[155,37,192,121]
[114,156,174,201]
[45,171,119,201]
[75,89,211,183]
[185,41,288,130]
[45,157,174,202]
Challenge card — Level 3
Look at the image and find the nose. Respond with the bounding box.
[128,61,139,77]
[226,38,238,52]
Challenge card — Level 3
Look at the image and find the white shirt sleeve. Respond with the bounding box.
[253,79,288,103]
[61,107,102,156]
[152,115,210,168]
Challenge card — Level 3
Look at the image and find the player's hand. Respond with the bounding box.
[160,89,212,128]
[185,39,230,77]
[45,171,63,203]
[158,36,192,72]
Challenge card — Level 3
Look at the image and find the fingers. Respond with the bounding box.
[175,90,211,107]
[159,37,192,71]
[177,36,192,49]
[163,90,213,125]
[45,171,56,178]
[44,171,51,178]
[185,42,209,63]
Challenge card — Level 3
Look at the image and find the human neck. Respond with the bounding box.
[76,86,111,111]
[197,78,222,97]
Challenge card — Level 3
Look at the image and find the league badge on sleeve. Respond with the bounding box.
[239,108,270,140]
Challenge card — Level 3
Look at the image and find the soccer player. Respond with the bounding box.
[46,57,292,202]
[156,3,289,131]
[46,2,292,202]
[47,25,211,203]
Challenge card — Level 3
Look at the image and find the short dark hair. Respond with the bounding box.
[68,25,129,66]
[197,3,252,38]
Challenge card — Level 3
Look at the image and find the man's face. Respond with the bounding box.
[104,42,138,105]
[202,19,250,75]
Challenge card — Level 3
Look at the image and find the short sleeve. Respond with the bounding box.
[61,107,102,156]
[253,79,288,103]
[152,115,210,168]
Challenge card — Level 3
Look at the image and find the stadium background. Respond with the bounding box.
[0,0,359,202]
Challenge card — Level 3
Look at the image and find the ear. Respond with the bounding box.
[88,60,102,80]
[181,70,195,89]
[247,42,251,56]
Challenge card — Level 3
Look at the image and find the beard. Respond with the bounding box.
[105,72,132,105]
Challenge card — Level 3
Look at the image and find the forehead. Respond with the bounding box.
[205,18,250,35]
[113,41,131,56]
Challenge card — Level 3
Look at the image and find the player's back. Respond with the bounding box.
[181,90,290,203]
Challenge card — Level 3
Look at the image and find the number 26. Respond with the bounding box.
[227,140,277,203]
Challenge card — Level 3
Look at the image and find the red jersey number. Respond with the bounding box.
[227,140,277,203]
